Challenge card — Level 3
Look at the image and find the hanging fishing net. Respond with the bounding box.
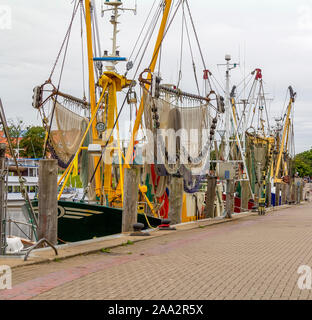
[47,100,88,169]
[143,91,212,194]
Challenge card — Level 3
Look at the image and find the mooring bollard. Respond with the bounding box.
[130,223,150,237]
[158,219,176,231]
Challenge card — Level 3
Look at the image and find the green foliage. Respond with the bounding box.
[101,248,111,253]
[20,126,45,158]
[121,240,134,247]
[6,118,26,155]
[8,118,25,142]
[295,148,312,177]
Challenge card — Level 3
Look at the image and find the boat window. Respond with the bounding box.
[29,186,36,193]
[8,186,12,193]
[29,168,36,177]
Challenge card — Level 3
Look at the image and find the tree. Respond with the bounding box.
[1,118,26,157]
[294,148,312,177]
[20,126,45,159]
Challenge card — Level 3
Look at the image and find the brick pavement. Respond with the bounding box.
[1,202,312,300]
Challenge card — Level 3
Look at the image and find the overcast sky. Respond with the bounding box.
[0,0,312,153]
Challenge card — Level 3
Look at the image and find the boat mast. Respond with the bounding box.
[102,0,137,71]
[85,0,97,135]
[218,54,238,160]
[124,0,173,167]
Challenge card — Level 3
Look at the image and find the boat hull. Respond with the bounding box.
[32,201,162,243]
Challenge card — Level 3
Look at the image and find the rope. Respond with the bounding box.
[48,0,79,81]
[185,0,212,91]
[143,212,157,230]
[148,0,183,71]
[128,0,158,62]
[44,1,80,158]
[176,1,185,89]
[84,0,186,198]
[82,4,169,199]
[183,5,201,95]
[80,2,86,100]
[129,1,163,72]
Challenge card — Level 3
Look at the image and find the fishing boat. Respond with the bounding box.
[29,0,229,243]
[27,0,297,244]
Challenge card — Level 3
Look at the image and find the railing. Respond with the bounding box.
[7,218,36,242]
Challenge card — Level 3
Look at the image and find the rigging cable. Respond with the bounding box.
[84,0,184,198]
[44,0,80,157]
[128,0,158,63]
[148,0,184,71]
[185,0,212,91]
[261,81,271,134]
[80,2,86,100]
[183,4,201,96]
[129,1,163,72]
[176,1,185,89]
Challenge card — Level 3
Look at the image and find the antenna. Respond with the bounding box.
[99,0,137,70]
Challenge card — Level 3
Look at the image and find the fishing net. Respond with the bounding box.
[245,134,270,193]
[143,91,211,194]
[48,100,88,169]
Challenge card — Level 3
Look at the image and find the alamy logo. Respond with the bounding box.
[297,265,312,290]
[0,5,12,30]
[0,265,12,290]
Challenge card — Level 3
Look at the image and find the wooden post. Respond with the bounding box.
[241,181,250,212]
[281,184,287,205]
[297,180,301,204]
[286,183,290,204]
[122,166,140,233]
[226,180,234,219]
[0,144,6,255]
[294,182,299,204]
[205,176,217,218]
[266,181,272,208]
[168,177,184,225]
[291,179,296,203]
[38,160,58,245]
[275,183,281,207]
[300,180,304,202]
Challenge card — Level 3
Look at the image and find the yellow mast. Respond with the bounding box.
[123,0,173,168]
[85,0,102,197]
[274,86,296,183]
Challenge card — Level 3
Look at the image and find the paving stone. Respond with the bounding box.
[0,203,312,300]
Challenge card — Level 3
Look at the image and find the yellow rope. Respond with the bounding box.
[143,211,157,230]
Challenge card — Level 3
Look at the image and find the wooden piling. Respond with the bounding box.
[225,180,234,219]
[275,183,281,207]
[286,183,290,204]
[281,184,287,205]
[300,180,304,202]
[122,166,140,233]
[0,144,6,255]
[291,182,295,203]
[168,177,184,225]
[38,159,58,245]
[204,176,217,218]
[241,181,250,212]
[266,181,272,208]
